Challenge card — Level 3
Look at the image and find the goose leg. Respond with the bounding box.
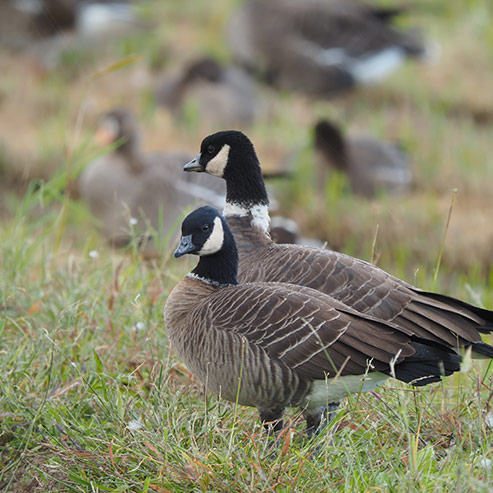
[304,401,340,437]
[258,406,285,437]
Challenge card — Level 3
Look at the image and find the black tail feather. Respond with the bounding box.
[383,342,462,386]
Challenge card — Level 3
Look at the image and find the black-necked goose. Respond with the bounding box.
[312,119,413,197]
[0,0,75,49]
[156,56,263,126]
[79,107,225,247]
[165,206,462,435]
[183,130,493,357]
[0,0,138,49]
[226,0,429,97]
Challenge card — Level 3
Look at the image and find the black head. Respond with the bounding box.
[174,206,238,285]
[95,107,140,154]
[183,131,268,208]
[313,119,348,170]
[184,57,224,84]
[183,130,255,178]
[174,206,226,257]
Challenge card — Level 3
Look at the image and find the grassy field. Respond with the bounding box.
[1,0,493,491]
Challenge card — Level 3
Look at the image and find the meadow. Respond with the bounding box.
[1,0,492,491]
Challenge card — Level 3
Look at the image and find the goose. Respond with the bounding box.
[79,107,226,248]
[0,0,75,49]
[156,56,263,127]
[0,1,140,69]
[182,130,493,360]
[312,119,413,197]
[226,0,429,98]
[270,216,325,248]
[165,206,462,436]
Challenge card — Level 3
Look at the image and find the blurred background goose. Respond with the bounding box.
[0,0,76,50]
[311,119,413,197]
[79,107,225,250]
[184,130,493,358]
[0,0,140,69]
[156,56,263,127]
[226,0,429,98]
[165,206,462,437]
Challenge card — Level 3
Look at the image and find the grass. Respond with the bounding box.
[1,0,493,490]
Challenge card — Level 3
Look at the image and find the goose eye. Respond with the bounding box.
[207,145,215,154]
[201,224,210,232]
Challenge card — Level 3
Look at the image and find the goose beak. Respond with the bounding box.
[94,126,116,147]
[174,234,196,258]
[183,154,202,172]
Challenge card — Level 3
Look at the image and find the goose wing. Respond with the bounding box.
[204,282,415,380]
[239,244,493,351]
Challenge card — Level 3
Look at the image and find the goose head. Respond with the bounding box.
[313,119,349,170]
[183,131,269,212]
[95,107,141,156]
[174,206,238,285]
[183,57,224,85]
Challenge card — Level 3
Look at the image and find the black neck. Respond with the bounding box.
[315,123,348,170]
[117,138,138,157]
[191,235,239,285]
[224,149,269,208]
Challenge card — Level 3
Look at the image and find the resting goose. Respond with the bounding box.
[313,119,413,197]
[156,56,263,126]
[226,0,429,98]
[79,108,225,248]
[183,130,493,358]
[165,206,462,435]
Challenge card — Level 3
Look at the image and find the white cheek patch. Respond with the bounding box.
[205,144,230,177]
[199,217,224,255]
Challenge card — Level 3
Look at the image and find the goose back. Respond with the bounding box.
[157,57,263,126]
[347,136,412,197]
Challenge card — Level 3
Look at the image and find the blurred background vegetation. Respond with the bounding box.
[1,0,492,287]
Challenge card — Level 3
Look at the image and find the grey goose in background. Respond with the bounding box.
[156,56,264,127]
[312,119,413,198]
[1,1,140,68]
[226,0,429,98]
[165,206,462,436]
[79,107,225,250]
[0,0,76,49]
[183,130,493,358]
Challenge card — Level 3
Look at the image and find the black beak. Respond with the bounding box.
[183,154,202,172]
[174,234,196,258]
